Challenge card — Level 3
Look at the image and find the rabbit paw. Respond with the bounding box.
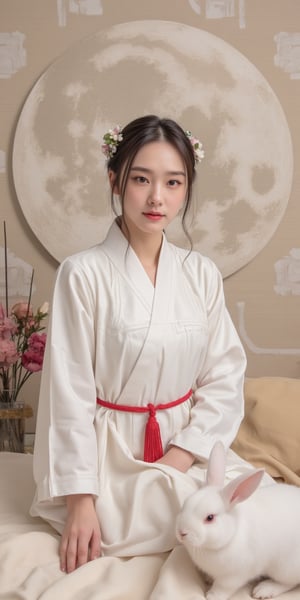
[252,578,292,599]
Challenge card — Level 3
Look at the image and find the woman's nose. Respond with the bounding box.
[148,184,162,206]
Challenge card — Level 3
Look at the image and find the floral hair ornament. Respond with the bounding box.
[185,130,205,163]
[101,125,123,159]
[101,124,204,163]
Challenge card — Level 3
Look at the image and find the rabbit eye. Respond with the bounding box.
[205,514,215,523]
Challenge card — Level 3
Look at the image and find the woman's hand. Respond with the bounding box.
[156,445,194,472]
[59,494,101,573]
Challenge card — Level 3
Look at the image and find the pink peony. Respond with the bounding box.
[0,302,18,340]
[21,332,47,372]
[21,350,43,372]
[0,338,19,366]
[28,332,47,350]
[0,315,17,340]
[11,302,33,320]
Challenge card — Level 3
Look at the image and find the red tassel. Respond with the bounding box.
[97,389,193,462]
[144,404,163,462]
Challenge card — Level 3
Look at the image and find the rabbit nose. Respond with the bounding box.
[178,530,188,538]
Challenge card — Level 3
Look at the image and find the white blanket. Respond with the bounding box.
[0,452,299,600]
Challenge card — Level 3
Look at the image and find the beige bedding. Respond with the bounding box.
[1,377,300,599]
[232,376,300,486]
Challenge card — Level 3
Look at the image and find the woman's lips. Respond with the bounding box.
[143,212,164,221]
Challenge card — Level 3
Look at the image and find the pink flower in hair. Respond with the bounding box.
[185,130,205,163]
[101,126,123,159]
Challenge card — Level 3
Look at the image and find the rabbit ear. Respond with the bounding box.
[222,469,265,507]
[206,441,226,487]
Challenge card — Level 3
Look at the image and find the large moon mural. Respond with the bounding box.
[12,20,293,277]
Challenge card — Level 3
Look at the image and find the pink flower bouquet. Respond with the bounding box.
[0,223,49,405]
[0,301,48,405]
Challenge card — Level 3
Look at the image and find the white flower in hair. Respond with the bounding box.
[101,124,204,164]
[101,125,123,159]
[185,130,205,163]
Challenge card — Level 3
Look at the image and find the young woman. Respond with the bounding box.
[31,115,250,574]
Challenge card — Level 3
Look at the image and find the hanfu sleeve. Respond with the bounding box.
[170,260,246,461]
[33,256,99,499]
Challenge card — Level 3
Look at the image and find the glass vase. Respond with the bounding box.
[0,401,26,452]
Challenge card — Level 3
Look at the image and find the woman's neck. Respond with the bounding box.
[119,218,163,284]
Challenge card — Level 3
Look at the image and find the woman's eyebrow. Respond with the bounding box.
[130,166,186,177]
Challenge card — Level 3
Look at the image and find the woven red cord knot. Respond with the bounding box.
[96,388,193,463]
[147,403,156,418]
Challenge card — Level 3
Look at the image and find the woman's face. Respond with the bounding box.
[110,141,187,240]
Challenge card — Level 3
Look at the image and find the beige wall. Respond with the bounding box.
[1,0,300,432]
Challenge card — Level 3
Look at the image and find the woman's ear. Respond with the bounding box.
[108,170,120,195]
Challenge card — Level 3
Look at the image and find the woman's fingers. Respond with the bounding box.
[65,532,79,573]
[89,529,102,561]
[75,531,91,569]
[59,533,68,572]
[59,495,101,572]
[59,526,102,572]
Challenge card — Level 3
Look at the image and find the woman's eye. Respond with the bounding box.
[134,176,148,184]
[168,179,181,187]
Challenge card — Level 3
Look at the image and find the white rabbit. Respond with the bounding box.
[176,441,300,600]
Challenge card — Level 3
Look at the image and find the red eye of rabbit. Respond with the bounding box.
[205,514,215,523]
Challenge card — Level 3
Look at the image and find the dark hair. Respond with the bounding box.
[107,115,197,246]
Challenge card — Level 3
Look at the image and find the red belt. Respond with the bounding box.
[97,388,193,463]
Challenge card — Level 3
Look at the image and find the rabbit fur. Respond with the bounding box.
[176,441,300,600]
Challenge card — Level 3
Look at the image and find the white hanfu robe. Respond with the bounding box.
[31,219,252,557]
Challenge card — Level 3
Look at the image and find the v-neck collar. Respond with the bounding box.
[101,220,173,319]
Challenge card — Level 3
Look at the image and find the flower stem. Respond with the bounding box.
[3,221,9,317]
